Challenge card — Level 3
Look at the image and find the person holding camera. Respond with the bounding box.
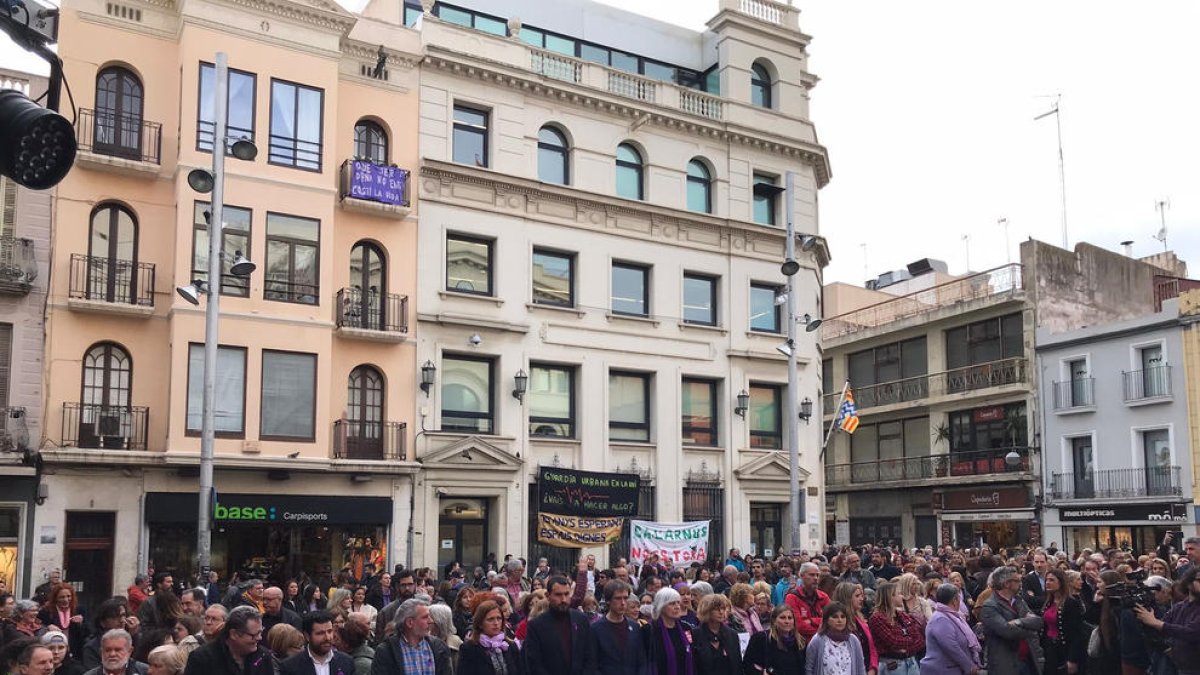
[1116,576,1173,675]
[1135,566,1200,675]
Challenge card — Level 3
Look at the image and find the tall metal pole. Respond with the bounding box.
[1053,99,1067,249]
[785,171,803,551]
[197,52,229,576]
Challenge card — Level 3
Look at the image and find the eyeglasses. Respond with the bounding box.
[236,629,262,639]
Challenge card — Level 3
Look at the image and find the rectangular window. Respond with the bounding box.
[681,378,718,446]
[643,61,676,82]
[752,173,779,225]
[611,262,649,317]
[1138,344,1167,397]
[198,63,256,153]
[268,79,323,170]
[683,273,718,326]
[749,283,781,333]
[609,371,650,442]
[945,312,1024,368]
[442,355,494,434]
[1071,436,1094,498]
[529,364,574,438]
[1142,428,1172,496]
[186,344,246,436]
[580,43,609,65]
[403,1,421,26]
[544,34,575,56]
[532,249,573,307]
[452,104,489,168]
[518,26,544,48]
[260,350,316,440]
[264,213,319,305]
[192,202,251,297]
[749,383,782,449]
[446,234,494,296]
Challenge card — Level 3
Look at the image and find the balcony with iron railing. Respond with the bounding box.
[821,264,1024,344]
[67,254,155,316]
[1052,378,1095,412]
[1123,365,1172,403]
[0,407,28,453]
[74,108,162,175]
[1049,466,1182,501]
[825,446,1033,490]
[332,420,406,460]
[335,288,409,342]
[62,402,149,450]
[0,236,36,295]
[338,160,411,218]
[823,357,1028,416]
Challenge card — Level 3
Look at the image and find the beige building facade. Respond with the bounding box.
[33,0,423,604]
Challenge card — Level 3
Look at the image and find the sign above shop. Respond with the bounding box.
[537,466,640,517]
[1058,502,1188,522]
[973,406,1005,423]
[145,492,393,525]
[936,486,1029,511]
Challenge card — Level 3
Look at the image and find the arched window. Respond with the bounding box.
[347,241,387,330]
[687,159,712,214]
[345,365,385,459]
[750,62,772,109]
[537,126,569,185]
[94,66,144,158]
[87,203,138,304]
[615,143,644,201]
[78,342,132,448]
[353,120,388,164]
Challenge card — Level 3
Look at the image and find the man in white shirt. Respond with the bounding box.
[279,611,354,675]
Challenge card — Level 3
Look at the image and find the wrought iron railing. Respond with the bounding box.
[1123,366,1172,401]
[332,420,406,460]
[822,357,1027,414]
[825,446,1032,488]
[268,134,322,170]
[62,402,149,450]
[197,120,255,155]
[0,236,35,290]
[263,278,319,305]
[1053,378,1095,410]
[1050,466,1181,500]
[68,254,155,306]
[336,288,409,333]
[76,108,162,164]
[821,263,1024,341]
[0,407,28,452]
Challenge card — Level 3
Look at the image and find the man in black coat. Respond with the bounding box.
[183,606,275,675]
[524,575,596,675]
[262,587,303,633]
[374,570,417,641]
[591,581,646,675]
[281,612,355,675]
[1021,551,1049,613]
[371,599,453,675]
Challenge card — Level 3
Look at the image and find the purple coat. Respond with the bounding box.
[919,610,979,675]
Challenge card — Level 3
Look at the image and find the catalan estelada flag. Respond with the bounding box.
[837,387,860,433]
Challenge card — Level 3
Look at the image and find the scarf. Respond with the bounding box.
[781,633,797,646]
[479,633,509,653]
[658,619,694,675]
[823,626,852,643]
[934,602,981,665]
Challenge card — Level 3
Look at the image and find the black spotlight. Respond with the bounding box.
[0,90,76,190]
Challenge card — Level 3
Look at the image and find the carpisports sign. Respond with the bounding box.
[629,519,710,565]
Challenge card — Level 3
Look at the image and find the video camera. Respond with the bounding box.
[1104,572,1156,610]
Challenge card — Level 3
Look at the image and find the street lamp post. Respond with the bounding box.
[784,171,803,552]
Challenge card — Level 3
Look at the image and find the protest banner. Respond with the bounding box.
[537,466,640,517]
[535,512,624,548]
[629,519,710,565]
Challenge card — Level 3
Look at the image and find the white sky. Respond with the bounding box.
[6,1,1198,285]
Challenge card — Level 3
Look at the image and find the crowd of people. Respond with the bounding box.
[1,535,1198,675]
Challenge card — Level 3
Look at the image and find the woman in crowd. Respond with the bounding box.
[646,588,695,675]
[170,616,202,656]
[300,584,325,616]
[946,573,973,621]
[742,605,804,675]
[452,587,477,640]
[754,592,773,626]
[266,623,304,662]
[833,583,877,675]
[1145,558,1172,581]
[729,584,764,635]
[457,600,522,675]
[337,619,373,675]
[428,603,461,669]
[1087,570,1122,675]
[36,587,84,659]
[920,583,980,675]
[282,580,301,615]
[897,574,932,623]
[38,632,81,675]
[806,602,866,675]
[691,593,741,675]
[145,645,185,675]
[3,602,42,646]
[326,589,352,616]
[1040,568,1084,675]
[349,586,377,628]
[869,582,925,675]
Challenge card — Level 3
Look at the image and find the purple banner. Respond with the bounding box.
[347,160,408,206]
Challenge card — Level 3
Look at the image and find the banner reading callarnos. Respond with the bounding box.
[629,520,710,565]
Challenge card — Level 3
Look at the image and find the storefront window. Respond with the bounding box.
[1065,526,1172,556]
[0,506,21,591]
[953,520,1030,549]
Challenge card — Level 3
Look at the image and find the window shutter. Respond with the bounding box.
[0,177,16,238]
[0,324,11,408]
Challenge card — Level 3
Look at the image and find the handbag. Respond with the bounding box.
[1086,624,1102,659]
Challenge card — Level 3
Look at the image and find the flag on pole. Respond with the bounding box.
[836,387,860,433]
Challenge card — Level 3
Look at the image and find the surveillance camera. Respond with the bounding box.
[469,334,482,346]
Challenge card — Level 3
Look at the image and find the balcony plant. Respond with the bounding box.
[931,421,951,477]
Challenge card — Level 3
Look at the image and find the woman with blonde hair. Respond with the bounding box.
[896,574,931,621]
[868,582,924,675]
[743,604,804,674]
[691,593,741,674]
[266,623,305,662]
[729,583,763,635]
[428,603,461,668]
[327,588,353,615]
[146,645,186,675]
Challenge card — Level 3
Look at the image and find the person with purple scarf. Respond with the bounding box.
[644,588,695,675]
[919,584,980,675]
[805,602,865,675]
[458,601,523,675]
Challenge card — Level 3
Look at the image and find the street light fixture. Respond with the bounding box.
[799,397,813,423]
[512,369,529,402]
[734,389,750,418]
[420,360,437,395]
[176,280,207,306]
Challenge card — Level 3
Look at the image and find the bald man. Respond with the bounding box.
[261,586,302,632]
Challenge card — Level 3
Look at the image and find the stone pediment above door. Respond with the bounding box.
[420,436,524,472]
[735,451,812,482]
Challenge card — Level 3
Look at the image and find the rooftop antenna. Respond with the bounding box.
[998,217,1010,263]
[962,233,971,272]
[1154,199,1170,251]
[1034,93,1068,248]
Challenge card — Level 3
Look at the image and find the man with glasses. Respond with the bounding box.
[201,604,227,645]
[374,570,417,642]
[979,567,1043,675]
[184,606,274,675]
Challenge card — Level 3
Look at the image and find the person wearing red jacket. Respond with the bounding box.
[785,562,830,640]
[126,575,150,614]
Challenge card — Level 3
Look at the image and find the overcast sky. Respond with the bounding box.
[7,1,1197,285]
